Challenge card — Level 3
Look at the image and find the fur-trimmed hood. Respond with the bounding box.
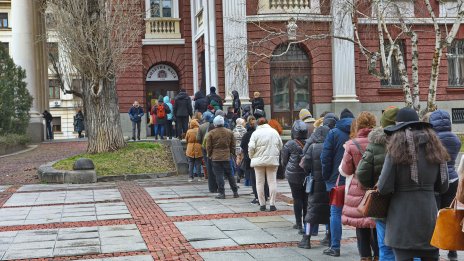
[368,127,387,145]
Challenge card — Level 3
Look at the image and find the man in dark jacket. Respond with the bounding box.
[429,109,462,261]
[206,86,223,110]
[194,91,208,113]
[232,90,241,115]
[197,111,217,193]
[173,89,193,139]
[320,108,353,257]
[43,110,54,140]
[205,115,238,199]
[128,101,144,141]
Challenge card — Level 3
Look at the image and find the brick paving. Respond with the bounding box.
[0,173,461,260]
[0,142,87,185]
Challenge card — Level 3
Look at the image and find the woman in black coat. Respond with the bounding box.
[232,90,241,115]
[194,91,209,113]
[298,126,331,249]
[251,92,265,118]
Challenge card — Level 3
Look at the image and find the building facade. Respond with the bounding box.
[2,0,464,141]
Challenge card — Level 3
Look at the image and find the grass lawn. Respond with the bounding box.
[460,135,464,152]
[53,142,176,176]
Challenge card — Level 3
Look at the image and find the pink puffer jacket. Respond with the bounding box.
[339,128,376,228]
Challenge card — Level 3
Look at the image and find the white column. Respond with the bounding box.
[190,0,199,93]
[204,0,218,94]
[11,0,40,114]
[331,0,358,103]
[222,0,250,105]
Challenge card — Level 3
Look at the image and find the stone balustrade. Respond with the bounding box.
[145,18,181,39]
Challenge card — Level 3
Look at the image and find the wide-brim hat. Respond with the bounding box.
[384,107,431,135]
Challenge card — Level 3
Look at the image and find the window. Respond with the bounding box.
[52,117,61,132]
[49,79,61,99]
[381,41,405,87]
[47,42,59,64]
[448,40,464,87]
[149,0,172,18]
[0,13,8,28]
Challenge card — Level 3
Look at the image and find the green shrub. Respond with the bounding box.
[0,43,33,135]
[0,134,31,146]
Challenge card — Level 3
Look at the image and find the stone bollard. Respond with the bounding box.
[65,158,97,183]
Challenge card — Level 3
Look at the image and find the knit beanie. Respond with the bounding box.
[210,86,216,94]
[236,118,245,126]
[299,109,316,123]
[213,115,224,127]
[340,108,354,119]
[215,110,225,117]
[203,111,214,124]
[381,107,399,128]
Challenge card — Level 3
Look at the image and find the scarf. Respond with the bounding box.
[405,128,447,184]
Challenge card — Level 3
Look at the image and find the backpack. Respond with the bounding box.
[157,104,166,119]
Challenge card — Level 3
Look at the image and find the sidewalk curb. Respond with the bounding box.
[0,145,38,159]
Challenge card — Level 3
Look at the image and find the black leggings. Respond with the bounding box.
[356,228,379,258]
[289,182,308,228]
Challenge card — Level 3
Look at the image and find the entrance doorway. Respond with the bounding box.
[270,44,311,129]
[146,64,180,136]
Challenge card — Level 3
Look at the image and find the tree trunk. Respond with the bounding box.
[82,78,126,153]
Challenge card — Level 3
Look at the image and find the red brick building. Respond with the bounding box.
[116,0,464,136]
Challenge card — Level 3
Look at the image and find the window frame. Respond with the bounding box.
[52,117,62,133]
[380,40,406,88]
[0,13,8,29]
[49,79,61,100]
[447,40,464,87]
[145,0,179,18]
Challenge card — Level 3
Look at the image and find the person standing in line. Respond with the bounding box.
[248,117,283,211]
[128,101,144,141]
[186,119,203,182]
[428,109,461,261]
[74,109,85,138]
[233,118,247,183]
[299,108,316,137]
[194,91,208,113]
[153,97,171,140]
[163,96,174,140]
[378,107,449,261]
[43,110,54,140]
[241,116,269,204]
[205,115,239,199]
[197,111,217,193]
[173,89,193,139]
[339,112,378,261]
[356,107,399,261]
[298,125,331,249]
[281,120,309,232]
[251,92,265,118]
[321,108,354,257]
[232,90,241,116]
[206,86,223,110]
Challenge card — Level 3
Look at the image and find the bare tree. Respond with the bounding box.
[45,0,143,153]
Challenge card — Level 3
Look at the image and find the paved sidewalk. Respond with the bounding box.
[0,176,461,260]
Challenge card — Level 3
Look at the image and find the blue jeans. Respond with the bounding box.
[46,121,53,140]
[376,220,395,261]
[330,205,343,250]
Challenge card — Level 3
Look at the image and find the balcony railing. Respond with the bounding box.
[259,0,312,13]
[145,18,181,39]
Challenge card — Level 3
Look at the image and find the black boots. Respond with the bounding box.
[298,235,311,249]
[233,192,239,198]
[215,193,225,199]
[320,231,331,246]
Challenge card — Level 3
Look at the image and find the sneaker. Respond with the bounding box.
[259,205,266,211]
[448,251,458,261]
[269,205,277,211]
[322,248,340,257]
[188,178,194,182]
[197,177,204,182]
[250,198,259,204]
[233,192,239,198]
[215,194,225,199]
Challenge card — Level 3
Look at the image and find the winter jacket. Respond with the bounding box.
[323,113,339,129]
[173,91,193,118]
[207,93,223,110]
[251,97,265,112]
[163,96,174,121]
[129,106,144,122]
[205,126,235,161]
[249,124,283,167]
[242,105,251,119]
[152,103,170,125]
[429,110,462,182]
[356,127,388,189]
[194,91,209,113]
[232,90,241,115]
[74,112,85,132]
[321,117,353,189]
[240,126,255,169]
[185,120,202,158]
[233,125,247,155]
[378,130,449,251]
[339,128,376,228]
[281,121,308,184]
[303,126,331,225]
[43,111,53,123]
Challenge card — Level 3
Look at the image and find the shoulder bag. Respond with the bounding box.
[357,186,391,218]
[329,174,345,207]
[430,198,464,250]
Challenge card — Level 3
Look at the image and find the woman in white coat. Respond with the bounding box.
[249,118,283,211]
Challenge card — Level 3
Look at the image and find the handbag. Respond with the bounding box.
[457,176,464,204]
[357,187,391,218]
[329,174,345,207]
[304,175,314,194]
[430,198,464,250]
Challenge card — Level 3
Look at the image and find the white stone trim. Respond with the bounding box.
[358,17,464,24]
[247,14,332,22]
[142,38,185,45]
[204,0,218,93]
[191,0,199,93]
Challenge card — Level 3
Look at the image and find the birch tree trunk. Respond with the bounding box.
[82,79,125,153]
